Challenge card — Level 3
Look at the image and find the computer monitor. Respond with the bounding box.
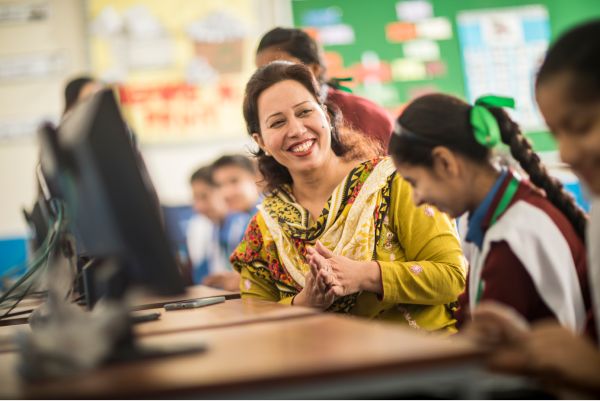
[52,89,184,299]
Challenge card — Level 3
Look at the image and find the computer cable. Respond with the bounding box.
[0,282,34,320]
[0,230,52,282]
[0,198,64,307]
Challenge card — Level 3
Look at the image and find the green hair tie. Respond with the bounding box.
[471,95,515,147]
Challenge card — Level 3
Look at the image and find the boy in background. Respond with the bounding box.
[212,155,261,217]
[187,165,248,290]
[203,155,262,290]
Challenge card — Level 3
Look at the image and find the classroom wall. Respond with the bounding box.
[139,0,293,206]
[0,0,89,240]
[0,0,292,273]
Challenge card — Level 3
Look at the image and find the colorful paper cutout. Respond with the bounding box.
[391,58,427,81]
[425,60,447,77]
[323,51,354,86]
[318,24,355,45]
[416,17,453,40]
[349,60,392,84]
[396,1,433,22]
[402,39,440,61]
[301,6,343,27]
[385,22,417,43]
[354,82,400,107]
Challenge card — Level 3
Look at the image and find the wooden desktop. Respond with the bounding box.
[0,285,485,399]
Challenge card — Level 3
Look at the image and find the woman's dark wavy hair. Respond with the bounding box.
[243,61,383,194]
[536,19,600,102]
[388,93,587,240]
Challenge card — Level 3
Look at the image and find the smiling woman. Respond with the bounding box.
[230,62,467,335]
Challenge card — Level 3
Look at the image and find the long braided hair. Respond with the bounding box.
[489,107,587,239]
[389,93,587,239]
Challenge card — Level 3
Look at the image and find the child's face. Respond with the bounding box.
[536,72,600,195]
[191,180,226,222]
[213,165,259,213]
[392,157,472,219]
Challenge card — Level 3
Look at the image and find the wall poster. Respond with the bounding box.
[457,4,550,131]
[88,0,260,144]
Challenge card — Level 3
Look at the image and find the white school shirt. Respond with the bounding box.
[587,198,600,345]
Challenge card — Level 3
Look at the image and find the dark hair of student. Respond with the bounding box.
[536,19,600,102]
[257,27,344,89]
[212,154,257,176]
[190,165,215,186]
[243,61,382,194]
[63,76,95,115]
[388,93,587,239]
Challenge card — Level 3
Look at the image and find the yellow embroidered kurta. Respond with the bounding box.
[230,158,466,335]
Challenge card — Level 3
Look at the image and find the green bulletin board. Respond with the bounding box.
[291,0,600,151]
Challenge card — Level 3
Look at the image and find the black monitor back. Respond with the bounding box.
[56,89,184,296]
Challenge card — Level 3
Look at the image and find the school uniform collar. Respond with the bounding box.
[465,168,509,249]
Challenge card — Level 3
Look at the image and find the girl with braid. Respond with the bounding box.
[451,20,600,397]
[387,92,590,331]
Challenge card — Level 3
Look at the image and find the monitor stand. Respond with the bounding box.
[81,258,207,363]
[19,244,205,381]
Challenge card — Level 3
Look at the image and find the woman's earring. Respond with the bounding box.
[265,151,271,156]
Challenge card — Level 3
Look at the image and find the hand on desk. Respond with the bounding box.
[462,301,600,397]
[202,271,241,292]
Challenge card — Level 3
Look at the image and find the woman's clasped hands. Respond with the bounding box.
[293,240,382,310]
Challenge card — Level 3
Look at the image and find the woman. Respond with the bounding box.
[462,20,600,397]
[230,61,466,334]
[256,27,394,150]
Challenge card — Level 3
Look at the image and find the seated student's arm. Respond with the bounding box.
[453,286,471,330]
[230,216,289,304]
[380,176,466,305]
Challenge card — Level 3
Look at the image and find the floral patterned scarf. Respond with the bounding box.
[258,157,396,313]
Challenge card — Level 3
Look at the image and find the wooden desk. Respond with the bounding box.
[0,298,46,327]
[133,284,240,310]
[0,285,239,327]
[0,314,484,399]
[134,298,318,337]
[0,298,318,351]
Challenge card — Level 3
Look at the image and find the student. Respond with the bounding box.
[463,20,600,396]
[187,166,247,290]
[62,77,103,118]
[387,93,590,331]
[256,27,394,150]
[212,155,261,217]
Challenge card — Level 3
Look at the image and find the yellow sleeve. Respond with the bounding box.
[378,175,466,305]
[237,262,280,302]
[230,215,294,306]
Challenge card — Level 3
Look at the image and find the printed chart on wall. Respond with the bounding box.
[456,4,550,131]
[88,0,260,144]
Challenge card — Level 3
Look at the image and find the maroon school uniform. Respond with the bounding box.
[455,171,590,331]
[326,88,394,150]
